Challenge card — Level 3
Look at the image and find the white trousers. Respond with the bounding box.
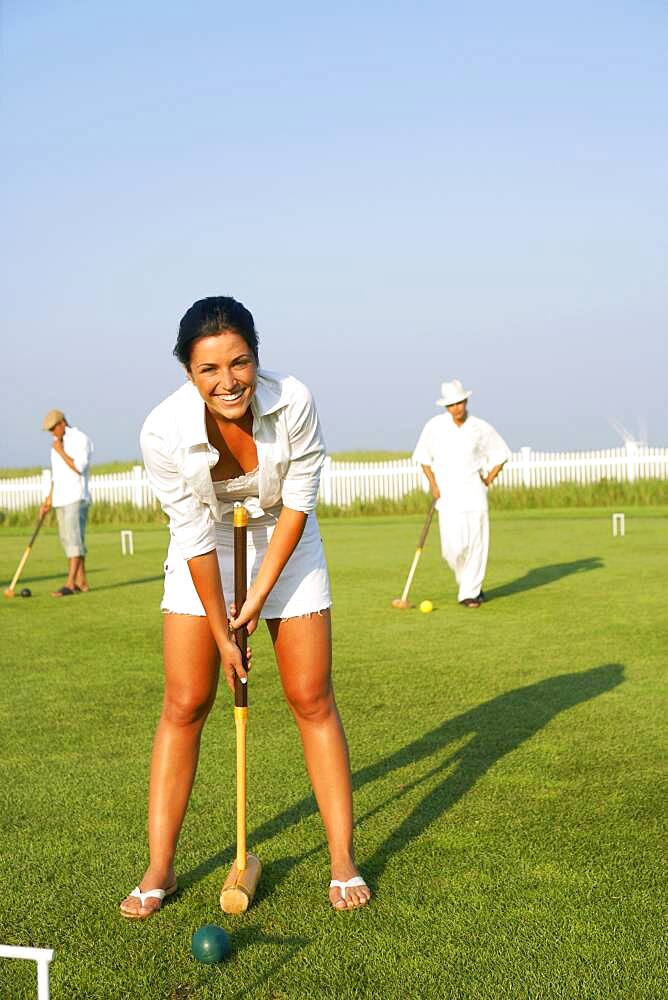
[438,508,489,602]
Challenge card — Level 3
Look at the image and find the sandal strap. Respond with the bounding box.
[130,886,170,906]
[329,876,367,900]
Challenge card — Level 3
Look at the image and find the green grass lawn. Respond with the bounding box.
[0,510,665,999]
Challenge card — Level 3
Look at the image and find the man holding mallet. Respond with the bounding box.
[412,379,510,608]
[40,409,94,596]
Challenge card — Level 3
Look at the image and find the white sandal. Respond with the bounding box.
[329,876,369,908]
[120,882,177,920]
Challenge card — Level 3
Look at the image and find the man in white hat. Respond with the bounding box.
[412,379,510,607]
[39,409,94,596]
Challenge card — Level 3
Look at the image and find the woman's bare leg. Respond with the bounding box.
[268,610,370,910]
[120,614,219,916]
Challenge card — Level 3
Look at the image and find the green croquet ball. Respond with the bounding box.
[191,924,231,964]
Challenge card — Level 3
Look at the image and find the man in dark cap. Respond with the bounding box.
[40,409,94,596]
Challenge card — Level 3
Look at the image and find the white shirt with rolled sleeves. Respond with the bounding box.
[140,370,326,562]
[412,414,510,513]
[50,426,93,507]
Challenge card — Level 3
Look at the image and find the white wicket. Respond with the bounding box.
[612,513,625,537]
[0,945,54,1000]
[120,529,134,555]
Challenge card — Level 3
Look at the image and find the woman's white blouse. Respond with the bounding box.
[140,369,326,560]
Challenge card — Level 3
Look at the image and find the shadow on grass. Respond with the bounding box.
[486,557,604,601]
[181,664,623,896]
[169,929,310,1000]
[358,662,623,882]
[86,576,163,592]
[14,568,108,586]
[7,572,162,593]
[228,929,310,1000]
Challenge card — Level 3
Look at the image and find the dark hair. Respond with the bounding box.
[173,296,260,367]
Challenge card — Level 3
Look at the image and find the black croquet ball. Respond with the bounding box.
[20,588,32,598]
[191,924,231,964]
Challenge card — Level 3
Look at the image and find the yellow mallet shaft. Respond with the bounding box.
[391,500,436,608]
[220,705,261,912]
[235,705,248,870]
[4,513,46,598]
[220,504,262,914]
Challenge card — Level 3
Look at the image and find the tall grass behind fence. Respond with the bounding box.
[488,478,668,510]
[0,503,167,529]
[318,479,668,518]
[2,482,668,528]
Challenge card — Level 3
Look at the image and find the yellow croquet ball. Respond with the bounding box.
[419,600,433,614]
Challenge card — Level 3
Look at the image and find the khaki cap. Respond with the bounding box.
[43,409,66,431]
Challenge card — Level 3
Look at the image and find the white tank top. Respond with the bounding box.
[212,467,280,525]
[212,467,259,504]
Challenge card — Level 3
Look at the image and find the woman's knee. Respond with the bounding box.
[162,690,215,727]
[285,683,335,725]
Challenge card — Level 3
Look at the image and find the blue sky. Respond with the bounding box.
[2,1,666,466]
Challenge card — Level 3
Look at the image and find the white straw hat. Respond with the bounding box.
[436,379,472,407]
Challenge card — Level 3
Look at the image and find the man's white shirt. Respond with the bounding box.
[412,414,510,513]
[50,426,93,506]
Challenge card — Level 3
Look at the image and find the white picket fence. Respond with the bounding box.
[493,443,668,489]
[0,467,154,512]
[1,444,666,512]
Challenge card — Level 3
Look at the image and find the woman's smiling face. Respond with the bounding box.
[187,331,258,422]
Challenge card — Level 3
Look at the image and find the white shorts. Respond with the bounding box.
[56,501,89,558]
[161,509,331,620]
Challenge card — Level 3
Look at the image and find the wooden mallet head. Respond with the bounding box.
[220,852,262,914]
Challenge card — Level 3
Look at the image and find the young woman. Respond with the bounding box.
[120,296,370,917]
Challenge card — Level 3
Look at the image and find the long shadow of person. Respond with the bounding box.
[13,572,163,591]
[181,664,623,897]
[225,930,311,1000]
[356,663,623,882]
[485,557,604,601]
[92,575,164,592]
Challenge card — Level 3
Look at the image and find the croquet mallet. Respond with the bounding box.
[4,511,47,598]
[391,500,436,609]
[220,503,262,914]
